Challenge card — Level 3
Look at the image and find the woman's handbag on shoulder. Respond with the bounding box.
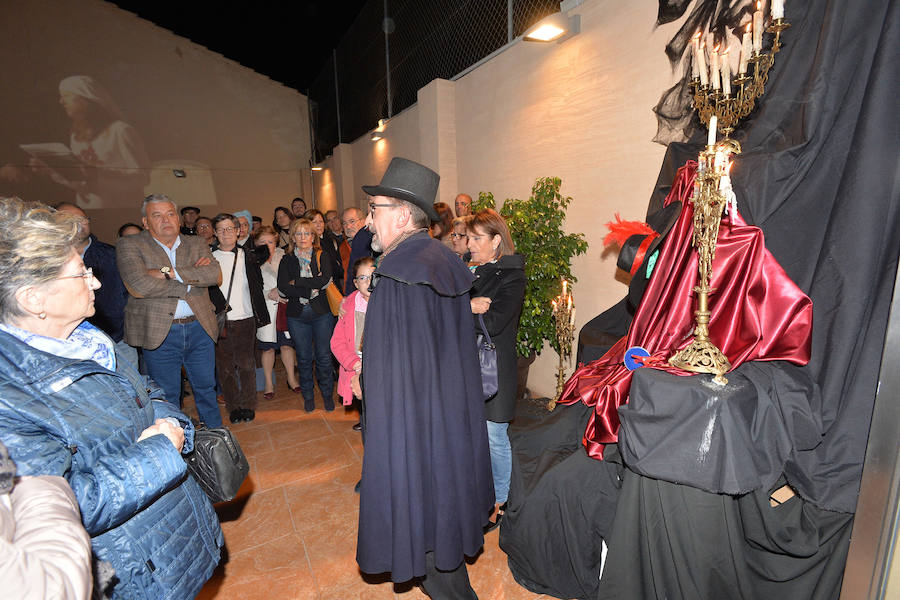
[477,315,499,400]
[325,280,343,316]
[275,301,288,331]
[184,426,250,503]
[212,250,239,339]
[316,250,344,316]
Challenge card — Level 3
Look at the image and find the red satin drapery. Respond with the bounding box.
[558,162,813,459]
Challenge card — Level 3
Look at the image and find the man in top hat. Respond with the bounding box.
[356,157,493,598]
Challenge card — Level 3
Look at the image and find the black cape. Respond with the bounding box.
[357,232,494,582]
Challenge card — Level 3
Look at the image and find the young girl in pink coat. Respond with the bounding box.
[331,257,375,406]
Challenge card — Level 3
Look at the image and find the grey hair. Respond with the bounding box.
[400,200,430,229]
[0,198,81,324]
[342,206,364,220]
[141,193,178,217]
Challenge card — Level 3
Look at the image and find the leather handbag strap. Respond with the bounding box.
[478,314,493,346]
[223,250,238,307]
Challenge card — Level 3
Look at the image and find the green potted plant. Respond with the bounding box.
[473,177,588,398]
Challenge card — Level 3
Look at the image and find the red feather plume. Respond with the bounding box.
[603,214,656,248]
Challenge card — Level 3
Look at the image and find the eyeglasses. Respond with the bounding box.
[215,226,236,234]
[293,231,313,237]
[354,274,372,282]
[449,233,468,239]
[196,223,212,230]
[368,202,397,217]
[57,267,94,285]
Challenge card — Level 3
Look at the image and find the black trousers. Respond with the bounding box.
[419,552,477,600]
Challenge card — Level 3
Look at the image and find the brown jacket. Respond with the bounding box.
[116,230,221,349]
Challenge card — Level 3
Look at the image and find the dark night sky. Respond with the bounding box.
[109,0,369,93]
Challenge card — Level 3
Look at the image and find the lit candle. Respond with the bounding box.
[691,33,701,79]
[739,24,752,74]
[567,296,572,310]
[570,306,576,328]
[562,279,567,296]
[710,45,720,90]
[708,115,718,146]
[753,2,763,53]
[720,49,731,95]
[698,44,708,86]
[772,0,785,20]
[552,299,557,313]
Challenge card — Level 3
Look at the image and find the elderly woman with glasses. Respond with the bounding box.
[211,214,270,424]
[0,198,222,599]
[277,218,336,412]
[449,215,471,259]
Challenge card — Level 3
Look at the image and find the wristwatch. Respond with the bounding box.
[160,266,172,280]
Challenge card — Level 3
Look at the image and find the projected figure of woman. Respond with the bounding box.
[1,75,150,209]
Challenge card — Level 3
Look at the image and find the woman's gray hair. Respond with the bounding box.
[0,198,81,324]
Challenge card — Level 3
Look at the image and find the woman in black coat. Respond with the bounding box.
[277,218,336,412]
[467,209,526,532]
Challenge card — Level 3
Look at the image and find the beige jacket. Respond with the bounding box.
[0,475,92,600]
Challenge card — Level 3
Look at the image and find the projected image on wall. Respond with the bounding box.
[1,76,150,209]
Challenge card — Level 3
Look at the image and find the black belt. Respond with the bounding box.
[172,315,197,324]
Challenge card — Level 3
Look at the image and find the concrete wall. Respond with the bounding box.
[315,0,682,398]
[0,0,311,240]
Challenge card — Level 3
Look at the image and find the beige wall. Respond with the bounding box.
[0,0,310,239]
[315,0,681,397]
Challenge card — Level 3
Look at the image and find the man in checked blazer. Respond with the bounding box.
[117,194,224,427]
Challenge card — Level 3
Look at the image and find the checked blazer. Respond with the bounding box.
[116,230,222,350]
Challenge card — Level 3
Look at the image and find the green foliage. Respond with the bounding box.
[480,177,588,357]
[473,191,496,212]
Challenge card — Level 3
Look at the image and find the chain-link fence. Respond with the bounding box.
[308,0,560,163]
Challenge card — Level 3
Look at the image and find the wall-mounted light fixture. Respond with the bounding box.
[311,165,324,171]
[523,12,581,43]
[172,168,186,178]
[370,118,388,141]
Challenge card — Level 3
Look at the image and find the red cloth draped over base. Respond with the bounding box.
[558,162,813,459]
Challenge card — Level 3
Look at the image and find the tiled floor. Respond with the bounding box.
[185,371,551,600]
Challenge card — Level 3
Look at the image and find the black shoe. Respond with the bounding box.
[229,409,243,424]
[354,480,361,493]
[352,422,362,431]
[483,512,502,533]
[242,409,255,423]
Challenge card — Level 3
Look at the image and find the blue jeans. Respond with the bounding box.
[143,319,222,428]
[486,420,511,505]
[287,306,335,411]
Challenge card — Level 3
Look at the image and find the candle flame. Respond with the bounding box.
[746,23,752,33]
[757,1,761,10]
[714,44,720,52]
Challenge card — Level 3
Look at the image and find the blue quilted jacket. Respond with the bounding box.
[0,327,223,599]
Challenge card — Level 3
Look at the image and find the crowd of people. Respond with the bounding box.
[0,157,526,599]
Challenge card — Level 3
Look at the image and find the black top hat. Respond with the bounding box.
[361,157,440,222]
[616,201,682,309]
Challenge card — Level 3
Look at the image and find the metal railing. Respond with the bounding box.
[307,0,560,163]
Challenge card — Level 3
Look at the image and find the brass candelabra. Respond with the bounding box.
[548,280,575,411]
[692,18,790,138]
[668,142,740,385]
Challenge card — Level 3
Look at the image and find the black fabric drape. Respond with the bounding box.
[706,0,900,513]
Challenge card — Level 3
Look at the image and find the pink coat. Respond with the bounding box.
[330,291,363,406]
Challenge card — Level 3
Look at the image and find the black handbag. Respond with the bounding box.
[211,250,238,339]
[184,426,250,503]
[477,314,499,400]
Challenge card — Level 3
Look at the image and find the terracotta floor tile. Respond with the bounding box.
[231,424,274,456]
[253,434,360,491]
[216,486,292,556]
[266,416,336,448]
[200,532,315,599]
[283,464,361,538]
